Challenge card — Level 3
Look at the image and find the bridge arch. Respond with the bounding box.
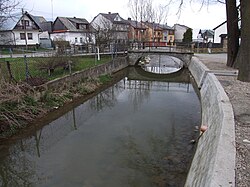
[128,50,193,67]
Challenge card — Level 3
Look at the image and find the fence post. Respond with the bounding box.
[0,63,3,82]
[68,60,72,75]
[6,60,16,82]
[24,55,30,80]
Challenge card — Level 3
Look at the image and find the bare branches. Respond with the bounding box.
[171,0,226,16]
[0,0,20,29]
[128,0,169,24]
[217,0,226,4]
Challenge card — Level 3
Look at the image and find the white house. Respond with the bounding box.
[198,29,215,43]
[173,24,190,43]
[50,17,95,49]
[32,16,53,48]
[213,21,227,43]
[91,12,129,44]
[0,11,42,47]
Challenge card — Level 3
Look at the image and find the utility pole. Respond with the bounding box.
[51,0,54,21]
[22,9,28,51]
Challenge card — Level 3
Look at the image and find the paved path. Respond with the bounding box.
[195,53,250,187]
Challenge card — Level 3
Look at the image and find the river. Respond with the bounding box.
[0,67,201,187]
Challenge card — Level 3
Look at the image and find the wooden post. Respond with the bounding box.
[0,63,3,83]
[6,61,15,82]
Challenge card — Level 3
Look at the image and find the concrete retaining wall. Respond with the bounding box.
[185,57,236,187]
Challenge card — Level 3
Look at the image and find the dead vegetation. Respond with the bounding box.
[0,75,109,137]
[0,81,46,133]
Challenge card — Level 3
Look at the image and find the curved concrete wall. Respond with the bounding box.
[185,57,236,187]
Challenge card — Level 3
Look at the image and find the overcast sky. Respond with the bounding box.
[19,0,227,37]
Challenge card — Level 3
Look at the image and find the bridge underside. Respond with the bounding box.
[128,50,193,67]
[127,67,191,83]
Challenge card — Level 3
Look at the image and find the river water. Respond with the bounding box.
[0,67,201,187]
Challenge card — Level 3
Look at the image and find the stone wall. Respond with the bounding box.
[185,57,236,187]
[35,56,129,91]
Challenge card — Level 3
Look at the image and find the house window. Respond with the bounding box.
[158,32,161,36]
[25,20,29,26]
[21,20,30,28]
[27,33,33,40]
[164,36,167,40]
[75,37,78,43]
[20,33,26,40]
[169,30,174,35]
[80,37,83,43]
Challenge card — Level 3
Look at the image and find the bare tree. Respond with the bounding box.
[154,4,169,24]
[92,17,115,52]
[226,0,240,67]
[0,0,19,29]
[128,0,168,24]
[0,32,15,45]
[236,0,250,81]
[128,0,141,22]
[0,0,20,48]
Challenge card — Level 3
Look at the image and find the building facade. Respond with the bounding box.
[173,24,190,43]
[0,11,42,48]
[50,17,95,51]
[91,12,129,45]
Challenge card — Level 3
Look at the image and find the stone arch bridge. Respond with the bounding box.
[127,49,194,67]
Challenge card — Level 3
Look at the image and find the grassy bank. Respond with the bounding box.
[0,55,112,82]
[0,74,112,138]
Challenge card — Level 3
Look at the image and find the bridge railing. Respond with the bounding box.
[128,42,227,54]
[128,45,194,53]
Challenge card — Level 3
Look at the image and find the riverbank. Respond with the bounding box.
[0,75,111,137]
[195,53,250,187]
[0,57,129,138]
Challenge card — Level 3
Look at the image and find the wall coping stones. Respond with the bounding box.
[185,57,236,187]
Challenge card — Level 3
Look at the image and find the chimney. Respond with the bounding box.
[108,12,111,14]
[128,17,131,21]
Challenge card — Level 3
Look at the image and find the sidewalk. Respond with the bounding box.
[195,53,250,187]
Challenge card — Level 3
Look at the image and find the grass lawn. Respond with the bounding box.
[0,55,112,82]
[0,47,54,55]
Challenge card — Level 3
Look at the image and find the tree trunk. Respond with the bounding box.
[226,0,240,67]
[237,0,250,82]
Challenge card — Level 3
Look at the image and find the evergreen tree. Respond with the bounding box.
[182,28,193,43]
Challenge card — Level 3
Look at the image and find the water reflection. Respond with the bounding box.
[120,116,196,187]
[0,68,200,187]
[141,55,183,74]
